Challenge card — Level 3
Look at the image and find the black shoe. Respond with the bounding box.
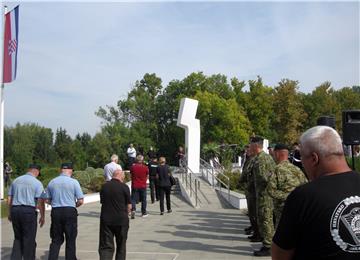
[245,229,253,235]
[250,237,263,242]
[244,226,252,232]
[253,246,271,256]
[131,211,135,219]
[160,212,164,215]
[167,209,172,213]
[247,234,257,239]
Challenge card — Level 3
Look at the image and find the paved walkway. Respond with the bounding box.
[1,193,270,260]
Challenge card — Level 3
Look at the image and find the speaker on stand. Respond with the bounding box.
[342,110,360,170]
[317,116,336,129]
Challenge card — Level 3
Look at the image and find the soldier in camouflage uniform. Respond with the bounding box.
[238,145,259,238]
[267,144,307,228]
[250,136,276,257]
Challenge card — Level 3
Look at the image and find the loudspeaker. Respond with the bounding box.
[317,116,335,129]
[342,110,360,145]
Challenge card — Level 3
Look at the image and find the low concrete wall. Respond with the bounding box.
[45,192,101,211]
[215,187,247,209]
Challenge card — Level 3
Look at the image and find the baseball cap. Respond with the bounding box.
[61,162,74,170]
[28,164,41,175]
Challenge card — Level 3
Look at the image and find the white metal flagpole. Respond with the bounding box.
[0,5,6,200]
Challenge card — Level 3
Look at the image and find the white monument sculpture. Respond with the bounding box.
[177,98,200,174]
[263,139,269,154]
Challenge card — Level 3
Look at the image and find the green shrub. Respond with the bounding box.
[89,176,105,192]
[38,167,60,187]
[73,167,104,194]
[217,170,241,192]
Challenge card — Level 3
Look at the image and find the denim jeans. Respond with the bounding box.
[131,188,147,215]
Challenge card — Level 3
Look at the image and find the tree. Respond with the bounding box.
[88,132,111,168]
[301,82,339,130]
[272,79,305,144]
[241,76,274,139]
[54,128,73,161]
[194,91,251,145]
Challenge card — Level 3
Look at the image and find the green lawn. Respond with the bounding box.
[1,200,9,218]
[1,186,9,218]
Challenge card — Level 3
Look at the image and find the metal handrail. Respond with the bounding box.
[200,158,231,202]
[178,157,200,207]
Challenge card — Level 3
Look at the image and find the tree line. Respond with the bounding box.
[4,72,360,174]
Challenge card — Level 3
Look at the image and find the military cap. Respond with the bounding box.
[250,136,264,143]
[268,144,275,149]
[274,143,289,151]
[61,162,74,170]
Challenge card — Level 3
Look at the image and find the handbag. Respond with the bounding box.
[169,174,176,186]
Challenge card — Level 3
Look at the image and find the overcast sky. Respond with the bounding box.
[3,1,359,137]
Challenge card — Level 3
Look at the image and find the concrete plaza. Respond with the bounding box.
[1,193,270,260]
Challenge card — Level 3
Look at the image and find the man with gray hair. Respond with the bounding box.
[104,154,122,182]
[272,126,360,260]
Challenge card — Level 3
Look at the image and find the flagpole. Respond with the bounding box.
[0,5,6,200]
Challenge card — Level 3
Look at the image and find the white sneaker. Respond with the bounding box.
[142,213,149,218]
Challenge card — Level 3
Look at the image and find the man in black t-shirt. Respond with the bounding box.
[99,169,131,260]
[272,126,360,260]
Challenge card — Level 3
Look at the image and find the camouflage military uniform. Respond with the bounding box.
[267,160,307,227]
[239,156,258,235]
[252,151,276,248]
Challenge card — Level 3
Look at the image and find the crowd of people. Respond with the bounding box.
[6,143,177,260]
[240,126,360,259]
[6,127,360,260]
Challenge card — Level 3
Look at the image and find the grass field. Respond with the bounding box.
[1,200,8,218]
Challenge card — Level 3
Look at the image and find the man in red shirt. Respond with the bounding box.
[130,155,149,219]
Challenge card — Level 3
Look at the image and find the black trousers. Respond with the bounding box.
[98,222,129,260]
[10,206,38,260]
[149,179,159,203]
[159,186,171,213]
[48,207,78,260]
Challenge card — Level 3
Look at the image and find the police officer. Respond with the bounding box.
[267,144,307,228]
[250,136,276,257]
[44,163,84,260]
[7,164,45,260]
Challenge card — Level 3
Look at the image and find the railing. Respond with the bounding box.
[178,157,201,207]
[200,158,231,202]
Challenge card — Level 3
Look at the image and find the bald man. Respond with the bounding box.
[272,126,360,260]
[99,169,131,260]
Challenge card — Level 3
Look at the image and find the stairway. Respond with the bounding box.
[195,176,233,209]
[173,166,233,210]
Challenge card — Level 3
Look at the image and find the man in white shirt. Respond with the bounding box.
[104,154,122,181]
[127,144,136,169]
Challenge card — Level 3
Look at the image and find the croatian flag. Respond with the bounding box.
[3,6,19,83]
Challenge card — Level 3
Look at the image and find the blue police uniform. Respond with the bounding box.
[44,172,84,260]
[8,172,43,260]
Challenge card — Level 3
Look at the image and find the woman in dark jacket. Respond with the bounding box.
[156,157,172,215]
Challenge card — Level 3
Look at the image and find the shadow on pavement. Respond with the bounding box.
[143,239,252,256]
